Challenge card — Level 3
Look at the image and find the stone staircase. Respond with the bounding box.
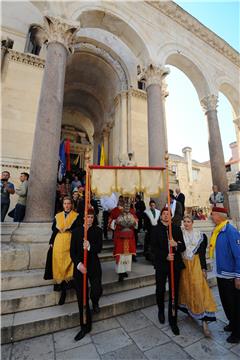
[1,221,216,344]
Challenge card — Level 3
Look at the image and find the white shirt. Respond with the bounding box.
[100,193,118,211]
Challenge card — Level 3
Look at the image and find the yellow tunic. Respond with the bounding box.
[52,211,78,283]
[179,255,217,320]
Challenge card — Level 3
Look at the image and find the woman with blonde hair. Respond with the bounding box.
[44,196,81,305]
[179,215,217,336]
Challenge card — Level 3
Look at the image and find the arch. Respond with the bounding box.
[71,7,151,63]
[217,79,240,118]
[62,108,94,144]
[160,43,212,100]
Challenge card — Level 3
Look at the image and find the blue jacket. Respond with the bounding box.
[216,223,240,278]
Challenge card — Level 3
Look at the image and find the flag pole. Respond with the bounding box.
[83,149,90,324]
[165,152,175,317]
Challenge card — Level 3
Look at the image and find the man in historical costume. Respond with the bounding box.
[143,200,161,262]
[85,208,103,313]
[152,207,186,335]
[110,197,137,282]
[70,208,103,341]
[44,197,81,305]
[210,206,240,344]
[209,185,224,207]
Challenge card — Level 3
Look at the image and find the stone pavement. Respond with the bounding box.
[2,287,240,360]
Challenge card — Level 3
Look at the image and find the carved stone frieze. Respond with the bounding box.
[200,94,218,113]
[129,88,147,100]
[74,42,128,90]
[8,49,45,68]
[38,16,80,54]
[147,1,240,67]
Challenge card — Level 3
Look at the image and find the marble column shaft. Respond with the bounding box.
[25,42,68,222]
[201,95,229,208]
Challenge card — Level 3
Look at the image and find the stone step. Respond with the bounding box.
[1,255,212,292]
[0,243,131,271]
[1,261,155,315]
[1,258,213,314]
[1,272,217,344]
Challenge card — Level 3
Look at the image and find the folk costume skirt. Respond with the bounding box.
[179,255,217,321]
[52,231,74,283]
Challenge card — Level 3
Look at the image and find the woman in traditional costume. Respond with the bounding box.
[44,196,81,305]
[179,215,217,336]
[109,198,137,282]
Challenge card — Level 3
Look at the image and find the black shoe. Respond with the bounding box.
[93,303,100,313]
[74,326,91,341]
[158,311,165,324]
[224,324,233,332]
[226,334,240,344]
[58,290,66,305]
[53,284,61,292]
[132,256,137,263]
[123,272,128,278]
[118,274,124,282]
[171,324,180,335]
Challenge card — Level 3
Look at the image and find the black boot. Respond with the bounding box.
[118,274,124,282]
[74,325,92,341]
[92,303,100,313]
[158,311,165,324]
[58,282,66,305]
[123,272,128,278]
[53,284,61,292]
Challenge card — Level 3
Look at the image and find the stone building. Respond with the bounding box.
[1,1,240,221]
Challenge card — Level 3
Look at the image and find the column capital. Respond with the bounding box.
[142,64,170,89]
[38,16,80,54]
[200,94,218,114]
[233,116,240,129]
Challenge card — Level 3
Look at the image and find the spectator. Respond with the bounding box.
[169,191,183,226]
[1,171,15,222]
[198,209,207,220]
[71,174,82,192]
[14,172,29,222]
[175,187,185,217]
[143,200,160,262]
[100,193,118,240]
[192,210,200,220]
[209,185,224,207]
[135,194,146,232]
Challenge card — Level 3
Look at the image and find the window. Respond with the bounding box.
[192,168,200,181]
[226,164,231,172]
[24,25,42,55]
[138,80,146,90]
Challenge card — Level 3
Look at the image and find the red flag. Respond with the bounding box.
[65,139,71,171]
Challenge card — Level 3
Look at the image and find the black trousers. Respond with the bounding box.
[103,211,109,239]
[89,269,103,306]
[73,276,92,330]
[217,277,240,338]
[14,204,26,222]
[155,267,181,326]
[1,202,10,222]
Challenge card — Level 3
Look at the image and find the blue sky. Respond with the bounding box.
[165,1,239,162]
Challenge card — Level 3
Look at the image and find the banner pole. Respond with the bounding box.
[165,152,175,317]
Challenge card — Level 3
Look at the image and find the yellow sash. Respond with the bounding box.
[55,211,78,233]
[209,220,228,258]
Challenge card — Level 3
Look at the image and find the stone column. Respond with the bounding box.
[25,16,79,222]
[200,95,229,208]
[102,127,110,165]
[233,116,240,170]
[144,64,169,207]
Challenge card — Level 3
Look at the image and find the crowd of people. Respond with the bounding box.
[1,170,239,344]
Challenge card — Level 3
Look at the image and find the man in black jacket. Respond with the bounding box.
[70,208,103,341]
[175,187,185,217]
[152,207,186,335]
